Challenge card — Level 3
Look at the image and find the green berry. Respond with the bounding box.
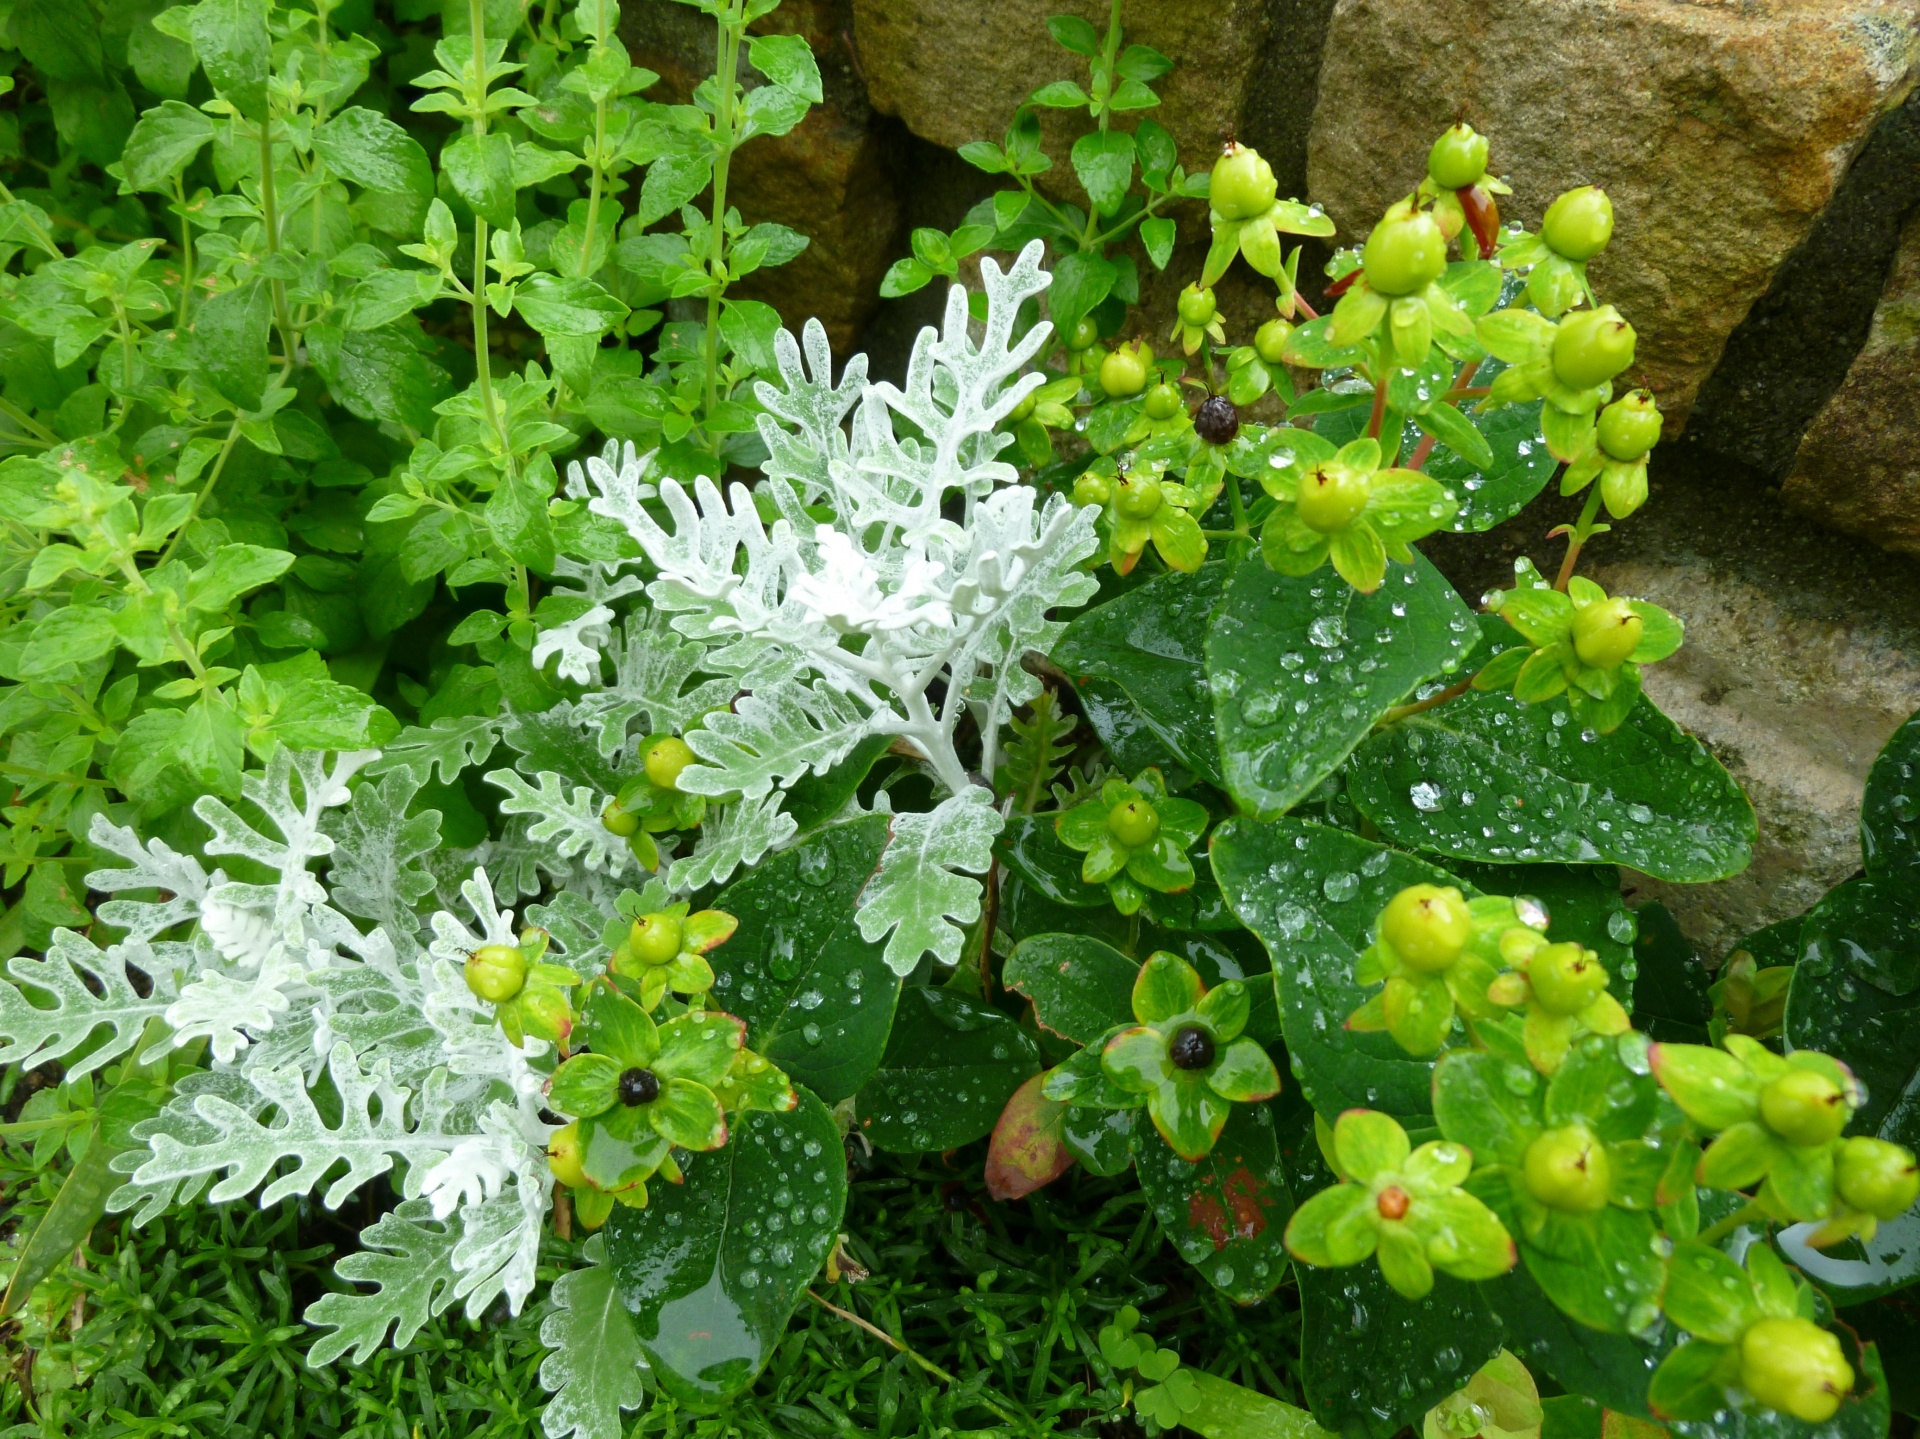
[601,801,640,837]
[466,943,527,1003]
[1597,389,1661,461]
[1739,1317,1852,1423]
[643,735,696,791]
[1362,205,1448,297]
[1523,1125,1612,1213]
[1379,883,1473,974]
[1836,1136,1920,1219]
[1177,283,1217,327]
[1143,382,1184,421]
[1542,186,1614,261]
[1527,941,1608,1015]
[1099,341,1153,398]
[1254,317,1293,365]
[1113,472,1164,520]
[547,1122,589,1189]
[1067,316,1100,351]
[1073,471,1113,507]
[1552,306,1636,390]
[1570,597,1642,670]
[1209,142,1277,222]
[1009,389,1038,424]
[1760,1067,1851,1148]
[1106,797,1161,849]
[627,912,685,967]
[1428,123,1489,190]
[1295,462,1372,534]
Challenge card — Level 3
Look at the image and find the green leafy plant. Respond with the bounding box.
[2,0,1914,1434]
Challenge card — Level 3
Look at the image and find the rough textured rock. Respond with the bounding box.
[1683,86,1920,479]
[1305,0,1920,430]
[850,0,1277,198]
[1427,453,1920,959]
[1778,210,1920,556]
[619,0,900,350]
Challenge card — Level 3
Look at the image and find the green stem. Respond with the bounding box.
[580,0,610,275]
[1226,471,1249,537]
[1377,677,1471,728]
[806,1290,958,1386]
[171,176,196,328]
[0,396,58,446]
[701,3,743,436]
[1364,343,1391,441]
[467,0,508,463]
[257,119,297,358]
[0,178,62,259]
[1554,483,1604,592]
[1696,1200,1769,1248]
[157,419,243,566]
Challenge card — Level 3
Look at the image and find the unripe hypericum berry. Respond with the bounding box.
[1362,206,1448,297]
[1836,1136,1920,1219]
[1073,471,1113,508]
[466,943,528,1003]
[1009,389,1037,424]
[1523,1125,1612,1213]
[1210,142,1277,222]
[601,801,639,837]
[1177,283,1217,327]
[1552,306,1636,390]
[1143,382,1184,421]
[547,1121,588,1189]
[1168,1023,1215,1070]
[643,735,696,791]
[1113,471,1164,520]
[1542,186,1614,261]
[628,911,685,966]
[1106,796,1161,848]
[1254,317,1293,365]
[1067,316,1100,351]
[1428,123,1489,190]
[1597,389,1661,461]
[1296,463,1372,534]
[1195,395,1239,445]
[1760,1068,1851,1148]
[1570,597,1642,670]
[1100,341,1153,398]
[1528,942,1607,1014]
[1739,1317,1853,1423]
[1380,884,1473,973]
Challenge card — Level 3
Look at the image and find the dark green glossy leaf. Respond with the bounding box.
[997,813,1105,908]
[193,281,271,410]
[1349,684,1755,883]
[1004,933,1137,1044]
[710,817,900,1103]
[1050,563,1225,786]
[1279,1107,1503,1438]
[853,987,1039,1153]
[1001,873,1134,949]
[782,734,890,837]
[1625,901,1712,1043]
[1133,1099,1292,1302]
[1479,1253,1673,1418]
[1211,814,1471,1120]
[604,1091,845,1405]
[1862,709,1920,875]
[1780,874,1920,1306]
[1208,555,1477,819]
[1427,400,1557,533]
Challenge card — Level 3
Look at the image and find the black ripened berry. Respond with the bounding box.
[1194,395,1239,446]
[1168,1024,1216,1071]
[618,1067,661,1105]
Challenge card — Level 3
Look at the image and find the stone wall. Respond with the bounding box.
[619,0,1920,954]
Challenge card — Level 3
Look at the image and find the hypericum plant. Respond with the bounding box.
[3,0,1913,1432]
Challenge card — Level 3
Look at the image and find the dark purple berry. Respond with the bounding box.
[618,1067,661,1105]
[1168,1024,1216,1071]
[1195,395,1239,445]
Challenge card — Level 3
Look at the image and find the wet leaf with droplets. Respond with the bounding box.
[1004,933,1139,1044]
[1861,707,1920,875]
[603,1091,846,1406]
[707,817,900,1102]
[851,987,1039,1153]
[1208,554,1477,820]
[1134,1098,1293,1304]
[1211,814,1475,1118]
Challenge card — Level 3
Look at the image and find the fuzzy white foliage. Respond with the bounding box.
[568,242,1095,967]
